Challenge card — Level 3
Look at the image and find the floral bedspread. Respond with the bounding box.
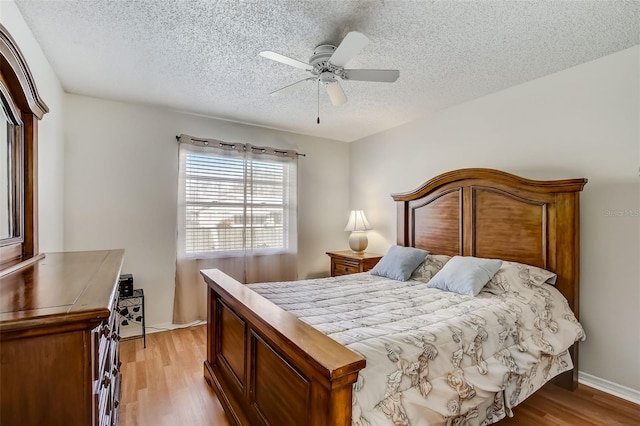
[249,264,585,426]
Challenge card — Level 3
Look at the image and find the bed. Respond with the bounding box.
[201,168,587,426]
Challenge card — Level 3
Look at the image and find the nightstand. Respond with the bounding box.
[326,250,383,277]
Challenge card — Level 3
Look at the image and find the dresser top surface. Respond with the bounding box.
[0,250,124,330]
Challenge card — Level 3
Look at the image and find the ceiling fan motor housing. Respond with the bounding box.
[310,44,340,76]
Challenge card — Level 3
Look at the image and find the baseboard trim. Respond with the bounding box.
[148,320,206,334]
[121,320,206,339]
[579,372,640,405]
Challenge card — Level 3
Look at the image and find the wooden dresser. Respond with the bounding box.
[327,250,383,277]
[0,250,125,426]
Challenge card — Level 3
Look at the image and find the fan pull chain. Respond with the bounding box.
[317,79,320,124]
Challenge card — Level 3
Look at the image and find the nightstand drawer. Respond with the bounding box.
[327,251,383,277]
[332,260,360,276]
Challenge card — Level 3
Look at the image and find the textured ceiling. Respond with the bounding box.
[14,0,640,142]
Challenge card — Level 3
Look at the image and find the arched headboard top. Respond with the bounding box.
[392,168,587,201]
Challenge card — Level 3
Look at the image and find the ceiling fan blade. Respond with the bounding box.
[343,69,400,82]
[325,81,347,106]
[270,77,316,96]
[329,31,369,67]
[259,51,312,70]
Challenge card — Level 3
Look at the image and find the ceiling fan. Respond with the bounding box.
[259,31,399,108]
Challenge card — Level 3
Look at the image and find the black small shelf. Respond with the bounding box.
[117,288,146,348]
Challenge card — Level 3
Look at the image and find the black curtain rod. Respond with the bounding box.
[175,135,306,157]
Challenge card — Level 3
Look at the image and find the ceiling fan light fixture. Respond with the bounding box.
[325,81,347,106]
[319,71,337,84]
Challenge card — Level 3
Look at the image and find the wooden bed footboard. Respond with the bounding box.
[201,269,366,426]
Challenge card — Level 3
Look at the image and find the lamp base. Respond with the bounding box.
[348,232,368,255]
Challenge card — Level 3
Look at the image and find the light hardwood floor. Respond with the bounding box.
[120,325,230,426]
[120,325,639,425]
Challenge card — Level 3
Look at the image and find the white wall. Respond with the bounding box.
[1,1,65,252]
[63,94,350,328]
[350,46,640,391]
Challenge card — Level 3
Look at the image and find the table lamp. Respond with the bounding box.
[344,210,371,254]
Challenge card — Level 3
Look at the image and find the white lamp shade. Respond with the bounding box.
[344,210,371,232]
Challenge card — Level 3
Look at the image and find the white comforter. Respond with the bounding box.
[249,271,585,426]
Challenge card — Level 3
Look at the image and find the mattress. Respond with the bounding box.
[249,270,585,426]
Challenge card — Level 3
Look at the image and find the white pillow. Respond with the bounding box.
[490,260,557,287]
[427,255,502,296]
[483,261,558,302]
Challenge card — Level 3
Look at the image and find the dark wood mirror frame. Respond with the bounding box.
[0,23,48,276]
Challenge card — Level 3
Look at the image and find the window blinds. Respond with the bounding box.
[178,140,297,256]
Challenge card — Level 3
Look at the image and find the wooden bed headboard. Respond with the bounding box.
[392,168,587,313]
[392,168,587,388]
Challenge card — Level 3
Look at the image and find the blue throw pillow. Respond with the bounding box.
[427,255,502,296]
[370,245,429,281]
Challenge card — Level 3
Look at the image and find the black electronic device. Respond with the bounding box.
[118,274,134,298]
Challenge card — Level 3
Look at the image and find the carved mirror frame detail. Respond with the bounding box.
[0,23,48,275]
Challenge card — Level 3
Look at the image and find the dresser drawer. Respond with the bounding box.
[93,291,121,426]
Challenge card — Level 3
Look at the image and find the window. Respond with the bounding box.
[178,142,297,257]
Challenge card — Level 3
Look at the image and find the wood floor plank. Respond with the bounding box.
[501,382,639,425]
[120,325,639,426]
[120,326,230,426]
